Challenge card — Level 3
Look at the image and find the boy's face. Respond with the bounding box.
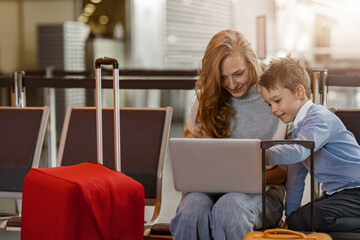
[261,84,305,124]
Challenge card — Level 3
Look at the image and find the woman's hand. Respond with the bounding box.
[266,166,286,185]
[184,123,207,138]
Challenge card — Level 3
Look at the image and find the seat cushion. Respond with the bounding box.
[328,232,360,240]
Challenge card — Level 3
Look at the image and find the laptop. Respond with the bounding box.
[169,138,262,194]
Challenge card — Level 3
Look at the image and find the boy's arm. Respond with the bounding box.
[266,115,330,165]
[285,162,308,215]
[266,143,311,165]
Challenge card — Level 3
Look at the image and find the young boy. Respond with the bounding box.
[259,56,360,233]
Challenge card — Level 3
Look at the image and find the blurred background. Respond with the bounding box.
[1,0,360,234]
[1,0,360,108]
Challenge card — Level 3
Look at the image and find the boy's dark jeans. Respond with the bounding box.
[286,187,360,232]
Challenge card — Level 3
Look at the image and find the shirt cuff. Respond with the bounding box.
[285,203,299,215]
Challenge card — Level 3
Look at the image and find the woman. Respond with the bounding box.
[170,29,288,240]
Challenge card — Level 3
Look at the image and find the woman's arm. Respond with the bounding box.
[184,123,207,138]
[266,166,287,185]
[183,98,208,138]
[267,115,331,166]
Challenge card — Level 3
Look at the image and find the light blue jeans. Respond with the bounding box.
[170,190,283,240]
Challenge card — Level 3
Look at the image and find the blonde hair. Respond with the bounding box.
[195,29,262,138]
[259,55,311,99]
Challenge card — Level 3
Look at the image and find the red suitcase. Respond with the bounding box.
[21,57,145,240]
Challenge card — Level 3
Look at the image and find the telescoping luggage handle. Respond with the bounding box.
[95,57,121,172]
[261,140,315,232]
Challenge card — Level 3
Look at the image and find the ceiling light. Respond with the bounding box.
[83,11,92,17]
[78,15,89,23]
[90,0,102,3]
[99,15,110,25]
[84,3,96,14]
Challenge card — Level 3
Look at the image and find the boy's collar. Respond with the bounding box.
[293,100,314,128]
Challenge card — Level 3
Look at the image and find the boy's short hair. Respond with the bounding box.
[259,55,311,99]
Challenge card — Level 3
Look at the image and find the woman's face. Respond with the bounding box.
[220,53,251,98]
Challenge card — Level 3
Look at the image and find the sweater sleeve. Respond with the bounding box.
[186,98,199,135]
[266,112,331,166]
[184,98,208,138]
[285,162,308,215]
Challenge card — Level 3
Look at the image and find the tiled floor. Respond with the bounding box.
[0,228,20,239]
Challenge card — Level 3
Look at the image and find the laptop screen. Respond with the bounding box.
[169,138,262,194]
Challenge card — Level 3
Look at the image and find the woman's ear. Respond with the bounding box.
[295,85,306,100]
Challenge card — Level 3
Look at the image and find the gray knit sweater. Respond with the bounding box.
[187,85,286,140]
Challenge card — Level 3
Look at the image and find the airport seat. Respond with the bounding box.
[0,107,48,231]
[0,107,49,199]
[144,223,173,240]
[311,72,360,239]
[326,108,360,240]
[329,108,360,144]
[328,232,360,240]
[56,106,173,237]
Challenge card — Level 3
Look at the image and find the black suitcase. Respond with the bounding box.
[244,140,332,240]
